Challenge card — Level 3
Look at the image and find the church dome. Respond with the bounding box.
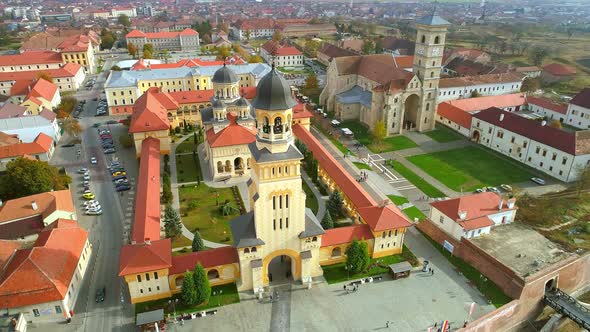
[212,64,239,84]
[251,67,297,111]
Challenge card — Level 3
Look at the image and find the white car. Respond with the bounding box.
[83,200,99,207]
[83,175,91,181]
[85,209,103,215]
[531,177,546,185]
[86,205,102,212]
[500,184,513,192]
[90,157,97,164]
[77,168,89,174]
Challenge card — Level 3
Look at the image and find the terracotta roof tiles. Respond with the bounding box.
[321,224,374,247]
[0,189,74,224]
[132,137,162,243]
[527,96,568,115]
[0,133,54,160]
[169,247,238,275]
[570,88,590,109]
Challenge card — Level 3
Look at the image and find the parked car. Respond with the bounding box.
[116,185,131,192]
[112,175,127,182]
[82,192,95,200]
[488,187,500,194]
[95,287,105,302]
[112,171,127,177]
[86,209,103,216]
[474,188,484,193]
[83,200,99,207]
[114,178,129,185]
[531,177,546,185]
[104,148,116,154]
[90,157,97,164]
[106,120,118,125]
[500,184,513,192]
[77,168,89,174]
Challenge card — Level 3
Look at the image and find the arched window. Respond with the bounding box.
[430,71,434,78]
[244,248,250,254]
[312,236,317,242]
[274,117,283,134]
[421,35,426,43]
[285,194,289,208]
[388,230,392,237]
[251,247,257,252]
[331,247,341,257]
[207,269,220,279]
[426,103,430,111]
[434,36,440,44]
[382,232,386,238]
[263,117,270,133]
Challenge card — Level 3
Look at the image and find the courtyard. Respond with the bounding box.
[340,120,418,153]
[407,146,535,192]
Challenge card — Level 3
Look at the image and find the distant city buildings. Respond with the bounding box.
[260,41,304,67]
[125,29,200,52]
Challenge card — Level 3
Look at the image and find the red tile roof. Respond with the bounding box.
[437,102,473,129]
[0,63,83,81]
[240,86,257,100]
[473,107,581,155]
[439,72,524,88]
[293,102,313,119]
[570,88,590,109]
[445,93,526,112]
[543,63,577,76]
[119,239,172,276]
[321,224,374,247]
[0,132,20,146]
[357,204,412,232]
[169,246,238,275]
[0,240,23,269]
[206,115,256,148]
[430,192,516,229]
[0,219,88,308]
[0,189,74,224]
[392,55,414,69]
[527,96,568,115]
[0,51,63,67]
[168,90,215,104]
[293,124,377,210]
[131,56,244,71]
[29,78,59,102]
[129,88,171,133]
[132,137,162,244]
[0,133,53,160]
[261,41,302,56]
[237,18,277,30]
[57,35,91,52]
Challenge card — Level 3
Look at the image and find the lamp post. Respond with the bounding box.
[168,298,179,320]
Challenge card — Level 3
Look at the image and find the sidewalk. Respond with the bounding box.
[301,171,327,221]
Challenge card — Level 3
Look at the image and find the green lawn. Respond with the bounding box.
[322,246,418,284]
[407,147,534,192]
[171,235,193,249]
[302,180,319,215]
[424,126,465,143]
[402,206,427,222]
[176,140,197,154]
[387,195,409,206]
[340,120,418,153]
[178,185,238,244]
[135,283,239,315]
[386,160,446,198]
[352,162,372,170]
[418,229,511,308]
[176,154,201,183]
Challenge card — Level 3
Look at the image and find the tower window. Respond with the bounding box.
[434,36,440,44]
[286,195,289,208]
[421,35,426,43]
[273,196,276,209]
[279,218,282,229]
[273,219,276,230]
[286,217,289,228]
[279,195,282,209]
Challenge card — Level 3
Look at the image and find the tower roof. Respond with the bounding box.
[251,66,297,111]
[211,63,239,84]
[415,15,450,26]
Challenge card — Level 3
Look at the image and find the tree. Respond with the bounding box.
[0,158,71,200]
[111,65,122,71]
[127,42,137,58]
[374,39,383,54]
[248,55,263,63]
[372,120,387,142]
[529,46,549,66]
[164,205,182,239]
[220,201,239,216]
[118,14,131,27]
[181,271,197,305]
[217,22,229,33]
[549,120,562,129]
[192,230,205,252]
[100,33,115,50]
[520,77,540,93]
[471,90,481,98]
[575,166,590,198]
[244,29,251,41]
[272,30,283,42]
[361,40,375,55]
[321,210,334,230]
[57,96,78,117]
[304,73,319,90]
[326,190,343,218]
[36,72,53,83]
[143,43,154,54]
[345,240,370,274]
[193,263,211,305]
[303,40,320,57]
[143,50,152,59]
[61,118,83,136]
[216,46,231,60]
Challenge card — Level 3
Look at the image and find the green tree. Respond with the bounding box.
[244,29,251,41]
[127,42,137,58]
[100,33,115,50]
[192,230,205,252]
[111,65,122,71]
[216,46,231,60]
[372,120,387,142]
[0,158,71,200]
[272,30,283,42]
[164,205,182,239]
[118,14,131,27]
[248,55,263,63]
[374,39,383,54]
[143,49,152,59]
[143,43,154,54]
[57,96,78,118]
[193,263,211,305]
[345,240,370,274]
[361,39,375,55]
[520,77,540,93]
[181,271,197,305]
[161,49,171,63]
[321,210,334,230]
[471,90,481,98]
[326,190,343,218]
[529,46,549,66]
[61,118,83,137]
[304,73,319,90]
[303,40,320,57]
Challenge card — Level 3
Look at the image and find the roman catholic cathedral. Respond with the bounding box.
[320,12,450,135]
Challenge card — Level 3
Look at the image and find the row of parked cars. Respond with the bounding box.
[77,168,102,215]
[109,160,130,192]
[96,98,108,116]
[72,100,86,119]
[98,128,116,154]
[85,77,96,90]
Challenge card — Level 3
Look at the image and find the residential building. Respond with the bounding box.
[380,37,415,56]
[0,132,54,171]
[316,43,357,66]
[260,41,304,67]
[428,192,517,241]
[128,90,172,156]
[527,96,568,123]
[280,24,337,38]
[104,63,271,115]
[0,219,91,323]
[0,108,61,143]
[436,93,526,136]
[0,63,86,93]
[111,7,137,17]
[514,66,541,78]
[0,190,75,239]
[125,29,200,52]
[442,48,491,65]
[438,72,524,102]
[320,12,451,135]
[471,107,590,182]
[442,57,508,77]
[0,51,63,73]
[234,19,277,40]
[565,88,590,129]
[0,78,62,113]
[542,63,576,84]
[129,55,245,71]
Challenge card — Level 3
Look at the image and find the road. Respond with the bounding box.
[34,69,137,332]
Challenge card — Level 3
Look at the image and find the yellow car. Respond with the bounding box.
[112,171,127,177]
[83,192,95,200]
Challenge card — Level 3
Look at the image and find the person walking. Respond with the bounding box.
[431,269,435,276]
[386,321,390,328]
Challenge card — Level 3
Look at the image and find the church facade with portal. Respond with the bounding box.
[320,14,450,135]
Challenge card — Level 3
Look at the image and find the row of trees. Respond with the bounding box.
[0,158,71,201]
[181,263,211,306]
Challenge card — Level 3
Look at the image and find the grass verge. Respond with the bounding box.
[302,179,319,215]
[176,140,197,154]
[176,154,200,183]
[353,162,372,170]
[402,206,427,222]
[424,125,465,143]
[387,195,409,206]
[387,160,446,198]
[340,120,417,152]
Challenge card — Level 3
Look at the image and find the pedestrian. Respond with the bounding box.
[270,294,273,302]
[434,322,438,328]
[386,321,390,328]
[463,321,468,328]
[432,269,434,276]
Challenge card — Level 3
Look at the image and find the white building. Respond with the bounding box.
[260,41,304,68]
[429,192,517,241]
[111,7,137,17]
[471,107,590,182]
[527,96,568,123]
[0,108,61,143]
[234,19,277,40]
[565,88,590,130]
[438,72,524,102]
[125,29,200,52]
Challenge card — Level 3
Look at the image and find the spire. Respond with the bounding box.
[432,0,439,16]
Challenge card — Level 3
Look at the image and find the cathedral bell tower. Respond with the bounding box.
[412,7,450,131]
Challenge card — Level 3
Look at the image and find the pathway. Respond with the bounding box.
[301,171,327,221]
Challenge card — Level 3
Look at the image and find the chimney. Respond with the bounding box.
[541,120,547,126]
[507,199,515,209]
[498,198,504,210]
[131,240,137,245]
[499,113,504,121]
[458,211,467,220]
[31,201,38,210]
[0,199,2,207]
[145,238,151,245]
